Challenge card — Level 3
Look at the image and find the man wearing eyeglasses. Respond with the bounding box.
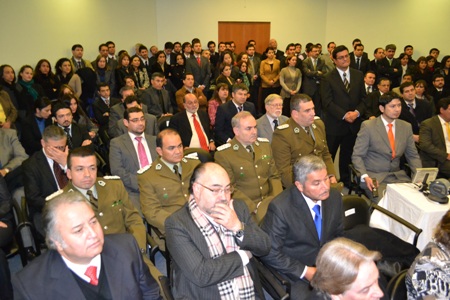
[165,162,270,299]
[215,111,282,223]
[256,94,288,143]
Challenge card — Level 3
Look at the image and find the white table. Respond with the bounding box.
[370,183,450,250]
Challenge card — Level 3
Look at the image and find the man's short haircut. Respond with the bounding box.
[151,72,165,80]
[327,42,335,48]
[189,162,218,194]
[311,237,381,296]
[404,45,413,51]
[124,106,143,121]
[433,73,444,82]
[247,39,256,45]
[245,44,255,51]
[164,42,173,50]
[352,38,361,46]
[293,155,327,185]
[285,43,295,51]
[377,77,391,85]
[231,111,253,128]
[399,81,415,94]
[106,41,115,47]
[373,47,383,55]
[43,192,91,250]
[182,42,191,52]
[97,82,109,91]
[290,93,312,112]
[182,72,194,81]
[232,83,249,93]
[51,101,70,117]
[156,128,180,148]
[354,44,364,50]
[295,43,302,48]
[191,38,201,46]
[438,97,450,112]
[385,44,397,51]
[98,43,107,52]
[305,43,314,53]
[42,125,67,142]
[429,48,440,55]
[119,86,134,97]
[71,44,83,51]
[138,45,148,53]
[264,94,282,105]
[364,70,376,78]
[207,41,216,48]
[332,45,349,59]
[124,95,140,106]
[378,91,400,107]
[67,146,96,169]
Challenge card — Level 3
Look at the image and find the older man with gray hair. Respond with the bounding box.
[256,94,288,143]
[13,192,161,299]
[261,155,343,299]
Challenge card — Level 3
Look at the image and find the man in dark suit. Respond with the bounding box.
[378,44,402,88]
[419,97,450,177]
[13,192,161,300]
[261,155,344,299]
[369,47,386,78]
[349,44,370,74]
[52,101,92,150]
[352,92,422,201]
[429,73,450,113]
[92,83,120,143]
[215,83,257,146]
[163,42,177,66]
[23,126,68,238]
[363,71,377,96]
[262,38,285,61]
[165,162,270,299]
[169,93,215,151]
[399,81,433,142]
[141,72,173,118]
[320,45,366,186]
[138,45,152,76]
[185,39,211,92]
[208,41,220,67]
[364,77,390,120]
[246,44,262,106]
[110,107,158,212]
[302,44,327,116]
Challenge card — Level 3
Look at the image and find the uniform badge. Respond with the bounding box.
[156,164,162,170]
[233,144,239,151]
[217,143,231,151]
[182,158,187,163]
[255,141,259,146]
[312,124,317,129]
[98,180,106,187]
[277,124,289,130]
[294,127,300,134]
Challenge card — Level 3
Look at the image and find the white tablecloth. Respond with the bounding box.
[370,183,450,250]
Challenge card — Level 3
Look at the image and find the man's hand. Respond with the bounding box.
[211,199,241,232]
[0,169,7,177]
[413,134,419,143]
[364,177,378,192]
[304,266,316,281]
[0,221,8,228]
[81,139,92,146]
[209,141,216,151]
[344,111,359,123]
[88,131,96,139]
[45,145,68,166]
[1,121,11,129]
[329,175,337,184]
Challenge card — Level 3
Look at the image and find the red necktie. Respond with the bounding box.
[196,56,201,66]
[84,266,98,286]
[192,113,209,151]
[387,124,395,159]
[53,161,68,189]
[135,136,150,168]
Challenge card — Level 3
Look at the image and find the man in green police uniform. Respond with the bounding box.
[138,128,200,234]
[272,94,337,188]
[215,111,282,223]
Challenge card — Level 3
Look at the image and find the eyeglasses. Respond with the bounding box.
[269,103,283,108]
[196,182,234,195]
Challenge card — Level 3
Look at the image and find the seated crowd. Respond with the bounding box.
[1,37,450,300]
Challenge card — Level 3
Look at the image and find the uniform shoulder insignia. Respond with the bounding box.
[217,143,231,151]
[311,123,317,129]
[277,124,289,130]
[257,137,270,143]
[137,165,151,174]
[314,116,321,120]
[103,175,120,180]
[184,153,199,160]
[45,189,64,201]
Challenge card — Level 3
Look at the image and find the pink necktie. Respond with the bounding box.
[84,266,98,286]
[135,136,150,168]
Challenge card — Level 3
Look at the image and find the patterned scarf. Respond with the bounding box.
[188,198,255,300]
[239,71,250,88]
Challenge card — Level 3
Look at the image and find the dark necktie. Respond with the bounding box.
[157,90,167,114]
[86,190,98,209]
[238,105,243,112]
[53,161,68,189]
[343,72,350,93]
[63,127,73,149]
[367,86,371,94]
[273,119,278,131]
[407,104,415,116]
[356,57,360,70]
[246,145,255,160]
[312,204,322,240]
[77,61,82,69]
[173,165,181,180]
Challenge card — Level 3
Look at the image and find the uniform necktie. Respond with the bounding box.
[312,204,322,240]
[53,161,68,189]
[343,72,350,93]
[445,123,450,142]
[135,136,150,168]
[273,119,278,131]
[173,164,181,179]
[192,113,209,151]
[387,123,396,159]
[356,57,360,69]
[86,190,98,209]
[63,127,73,149]
[246,145,255,160]
[84,266,98,286]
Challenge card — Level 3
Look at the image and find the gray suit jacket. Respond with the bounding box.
[141,87,173,118]
[185,56,212,90]
[279,67,302,99]
[115,113,159,137]
[352,116,422,183]
[109,133,158,211]
[108,103,149,138]
[165,199,270,300]
[302,57,327,95]
[0,128,28,171]
[419,116,450,175]
[256,114,288,143]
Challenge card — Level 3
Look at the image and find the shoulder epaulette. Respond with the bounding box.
[184,153,199,159]
[277,124,289,130]
[103,175,120,180]
[137,165,151,174]
[45,189,64,201]
[217,143,231,151]
[314,116,321,120]
[257,137,270,143]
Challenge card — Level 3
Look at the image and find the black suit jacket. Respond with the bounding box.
[363,91,382,120]
[13,234,161,300]
[260,187,343,282]
[321,68,366,135]
[58,123,91,150]
[399,98,433,135]
[168,110,212,147]
[378,57,402,88]
[20,115,52,156]
[141,87,173,118]
[349,53,370,74]
[214,100,257,146]
[429,87,450,113]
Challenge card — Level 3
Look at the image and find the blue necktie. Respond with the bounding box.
[313,204,322,240]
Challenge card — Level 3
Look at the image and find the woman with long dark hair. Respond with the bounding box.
[33,59,59,100]
[54,58,81,98]
[20,97,52,155]
[94,56,116,94]
[16,65,45,116]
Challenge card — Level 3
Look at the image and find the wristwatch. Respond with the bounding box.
[235,222,245,238]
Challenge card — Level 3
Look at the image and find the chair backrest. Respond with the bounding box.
[183,148,213,163]
[342,195,371,230]
[387,269,407,300]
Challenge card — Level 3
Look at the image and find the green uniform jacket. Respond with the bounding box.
[272,118,336,188]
